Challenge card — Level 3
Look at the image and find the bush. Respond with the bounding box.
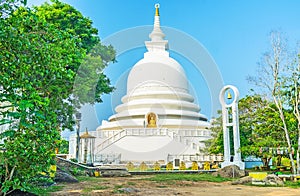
[69,167,85,176]
[70,158,78,163]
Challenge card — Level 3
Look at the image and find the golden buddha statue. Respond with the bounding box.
[147,113,157,128]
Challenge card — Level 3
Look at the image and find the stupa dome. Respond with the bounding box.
[127,54,188,94]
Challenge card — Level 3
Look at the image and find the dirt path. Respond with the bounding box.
[51,176,300,196]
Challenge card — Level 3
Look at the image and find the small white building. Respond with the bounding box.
[69,4,213,164]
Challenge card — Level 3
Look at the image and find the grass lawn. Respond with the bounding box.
[282,180,300,188]
[26,172,300,195]
[29,185,64,195]
[144,173,234,182]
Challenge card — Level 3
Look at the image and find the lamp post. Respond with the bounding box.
[75,112,82,161]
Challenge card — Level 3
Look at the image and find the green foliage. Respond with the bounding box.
[145,173,233,182]
[113,184,124,194]
[57,139,69,154]
[69,167,85,176]
[281,157,292,167]
[205,94,297,166]
[249,31,299,174]
[29,185,64,195]
[283,180,300,188]
[127,181,136,186]
[0,0,115,194]
[0,5,79,193]
[69,158,78,163]
[205,95,264,155]
[73,48,115,104]
[240,101,297,166]
[204,110,224,154]
[35,1,116,106]
[30,175,54,185]
[35,0,99,54]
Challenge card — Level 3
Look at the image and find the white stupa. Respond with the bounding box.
[99,4,208,131]
[69,4,215,164]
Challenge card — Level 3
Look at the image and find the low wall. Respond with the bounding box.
[56,157,130,177]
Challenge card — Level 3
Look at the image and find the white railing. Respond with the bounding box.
[167,154,223,162]
[173,129,211,137]
[95,128,210,154]
[94,153,121,164]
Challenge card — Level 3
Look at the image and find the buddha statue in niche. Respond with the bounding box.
[147,113,157,128]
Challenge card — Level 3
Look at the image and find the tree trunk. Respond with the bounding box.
[288,152,296,174]
[297,150,300,174]
[297,117,300,174]
[276,155,282,166]
[262,157,271,168]
[297,134,300,174]
[283,126,296,174]
[275,99,296,174]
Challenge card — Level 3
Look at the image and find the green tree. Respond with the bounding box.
[205,110,223,154]
[35,0,116,110]
[283,53,300,173]
[205,95,261,156]
[57,139,69,154]
[0,7,83,194]
[35,0,99,54]
[240,102,296,167]
[248,31,299,173]
[0,1,116,194]
[205,94,295,167]
[73,44,115,105]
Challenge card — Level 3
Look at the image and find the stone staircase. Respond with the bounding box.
[95,128,210,155]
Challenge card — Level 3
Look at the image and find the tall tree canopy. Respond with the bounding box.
[34,0,116,114]
[36,0,99,54]
[0,0,116,194]
[248,31,299,173]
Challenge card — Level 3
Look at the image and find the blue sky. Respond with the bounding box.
[28,0,300,128]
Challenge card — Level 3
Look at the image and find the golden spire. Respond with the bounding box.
[146,3,167,50]
[155,3,160,16]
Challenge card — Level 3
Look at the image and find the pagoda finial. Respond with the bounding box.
[149,3,165,41]
[155,3,159,16]
[145,3,168,53]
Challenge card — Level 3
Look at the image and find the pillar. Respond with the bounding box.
[219,85,245,170]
